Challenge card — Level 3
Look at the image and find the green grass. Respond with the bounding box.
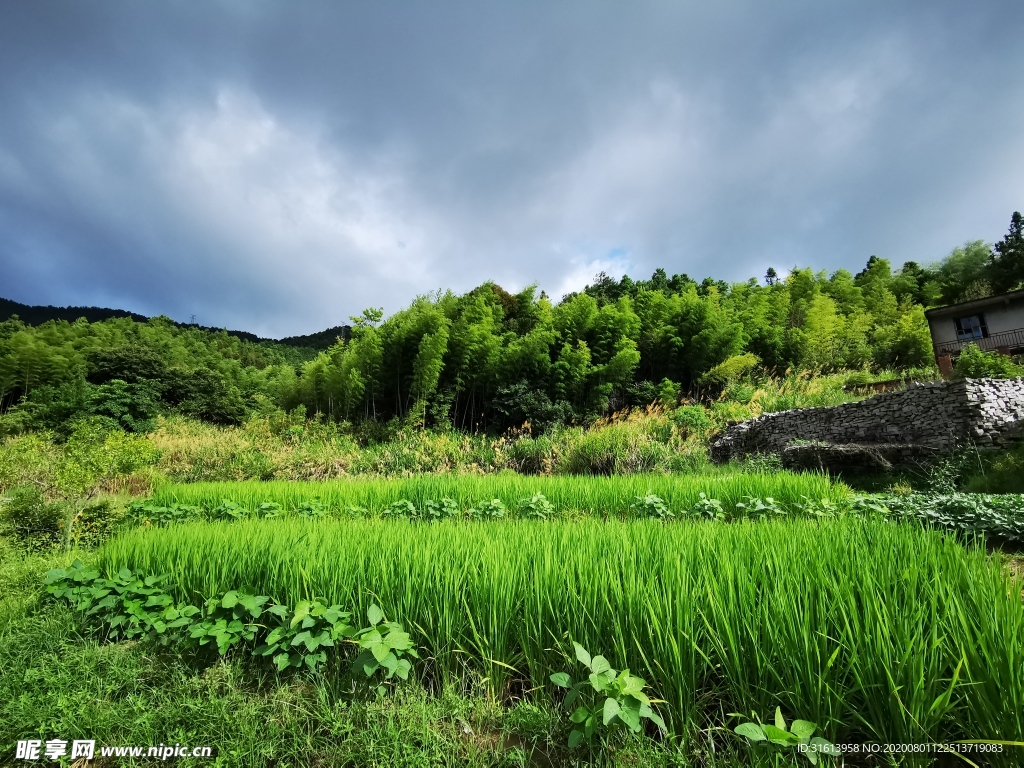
[99,517,1024,755]
[0,543,817,768]
[0,602,552,768]
[150,472,846,517]
[965,443,1024,494]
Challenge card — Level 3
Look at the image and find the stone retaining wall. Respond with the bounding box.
[710,378,1024,463]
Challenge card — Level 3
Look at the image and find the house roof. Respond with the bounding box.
[924,288,1024,319]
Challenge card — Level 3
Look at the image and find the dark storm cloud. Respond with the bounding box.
[1,1,1021,336]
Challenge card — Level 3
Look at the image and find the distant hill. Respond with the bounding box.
[279,325,351,349]
[0,296,348,350]
[0,296,150,326]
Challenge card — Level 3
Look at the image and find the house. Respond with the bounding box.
[925,289,1024,377]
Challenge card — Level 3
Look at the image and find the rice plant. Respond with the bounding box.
[150,472,846,519]
[99,517,1024,755]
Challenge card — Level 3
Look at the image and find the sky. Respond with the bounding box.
[1,1,1022,338]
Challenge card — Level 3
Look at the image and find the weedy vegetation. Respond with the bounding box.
[549,642,667,748]
[733,708,840,766]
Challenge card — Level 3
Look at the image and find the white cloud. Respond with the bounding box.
[10,87,453,334]
[1,2,1022,336]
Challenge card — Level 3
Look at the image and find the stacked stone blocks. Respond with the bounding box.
[710,378,1024,467]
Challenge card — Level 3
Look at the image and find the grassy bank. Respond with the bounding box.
[0,371,876,494]
[99,517,1024,751]
[0,541,850,768]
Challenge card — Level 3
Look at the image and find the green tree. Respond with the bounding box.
[801,294,844,370]
[872,305,933,368]
[989,211,1024,293]
[87,378,162,432]
[410,317,450,426]
[932,241,993,304]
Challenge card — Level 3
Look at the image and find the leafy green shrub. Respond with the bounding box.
[721,380,757,405]
[701,353,760,385]
[294,501,329,519]
[228,448,277,481]
[87,378,162,433]
[66,498,130,548]
[45,563,421,682]
[129,502,203,527]
[630,493,673,520]
[256,501,284,518]
[188,590,271,656]
[556,430,620,475]
[212,499,246,520]
[45,561,198,644]
[469,498,507,519]
[165,366,248,425]
[0,419,158,509]
[688,493,724,520]
[847,496,892,517]
[924,453,975,494]
[655,378,681,407]
[550,642,666,748]
[256,599,356,672]
[507,435,553,474]
[792,496,837,517]
[872,492,1024,542]
[517,492,556,519]
[554,424,669,475]
[672,405,713,437]
[734,496,785,520]
[383,499,419,519]
[842,369,875,387]
[952,345,1024,379]
[352,604,419,691]
[0,485,63,548]
[733,707,839,766]
[423,498,460,519]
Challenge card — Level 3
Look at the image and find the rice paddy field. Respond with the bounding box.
[149,471,845,517]
[100,515,1024,754]
[9,464,1024,765]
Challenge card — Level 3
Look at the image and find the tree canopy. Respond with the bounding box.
[3,211,1021,435]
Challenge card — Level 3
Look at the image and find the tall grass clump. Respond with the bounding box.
[150,472,845,518]
[100,517,1024,753]
[722,370,863,415]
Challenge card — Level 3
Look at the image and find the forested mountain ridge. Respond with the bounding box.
[1,212,1020,435]
[0,296,150,326]
[0,296,345,349]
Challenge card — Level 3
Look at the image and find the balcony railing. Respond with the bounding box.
[935,327,1024,356]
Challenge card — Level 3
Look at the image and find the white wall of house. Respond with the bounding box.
[928,298,1024,346]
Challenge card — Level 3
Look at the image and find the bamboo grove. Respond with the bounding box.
[2,212,1022,435]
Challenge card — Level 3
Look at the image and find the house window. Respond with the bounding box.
[954,314,987,340]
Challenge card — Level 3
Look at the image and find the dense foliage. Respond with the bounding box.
[287,263,939,432]
[871,492,1024,543]
[0,315,317,433]
[45,561,413,682]
[3,212,1020,437]
[952,344,1024,379]
[282,211,1023,431]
